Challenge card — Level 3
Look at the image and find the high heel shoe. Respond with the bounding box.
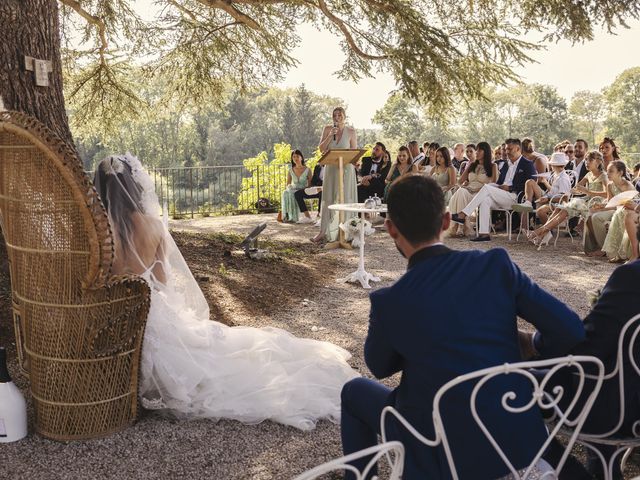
[536,231,553,250]
[528,230,541,244]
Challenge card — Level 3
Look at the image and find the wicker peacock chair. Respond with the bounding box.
[0,111,150,441]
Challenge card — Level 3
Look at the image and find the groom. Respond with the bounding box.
[340,175,585,479]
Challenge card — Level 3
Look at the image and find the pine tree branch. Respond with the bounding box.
[194,0,262,29]
[307,0,388,60]
[58,0,109,64]
[167,0,199,22]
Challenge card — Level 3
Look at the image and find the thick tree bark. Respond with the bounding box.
[0,0,75,147]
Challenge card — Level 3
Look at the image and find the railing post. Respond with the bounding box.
[189,168,194,219]
[256,166,261,212]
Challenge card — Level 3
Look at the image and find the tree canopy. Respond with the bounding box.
[373,67,640,155]
[58,0,640,133]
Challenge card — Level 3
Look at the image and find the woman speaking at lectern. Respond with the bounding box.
[311,106,358,244]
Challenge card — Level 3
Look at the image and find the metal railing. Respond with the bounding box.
[89,153,640,219]
[149,164,291,218]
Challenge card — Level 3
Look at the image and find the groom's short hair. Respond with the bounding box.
[386,175,444,244]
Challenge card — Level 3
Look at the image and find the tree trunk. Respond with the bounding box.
[0,0,75,148]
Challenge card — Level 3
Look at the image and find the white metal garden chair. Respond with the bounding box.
[293,441,404,480]
[556,314,640,480]
[380,356,605,480]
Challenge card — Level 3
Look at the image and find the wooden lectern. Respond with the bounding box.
[319,148,367,250]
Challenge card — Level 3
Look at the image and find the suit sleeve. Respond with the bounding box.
[571,264,639,360]
[364,290,403,379]
[498,249,585,357]
[359,159,368,177]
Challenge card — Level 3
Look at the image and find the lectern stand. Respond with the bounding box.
[319,148,366,250]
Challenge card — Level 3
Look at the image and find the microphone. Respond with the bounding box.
[333,122,337,142]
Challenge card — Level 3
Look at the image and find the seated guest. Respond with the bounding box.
[358,142,390,203]
[601,163,639,263]
[564,142,575,166]
[603,198,640,263]
[624,201,640,262]
[565,140,590,234]
[632,163,640,186]
[568,139,590,184]
[280,150,311,223]
[449,141,498,237]
[521,152,572,207]
[451,143,466,171]
[458,143,476,173]
[599,137,620,170]
[422,141,430,160]
[408,140,424,168]
[340,175,584,480]
[422,142,439,175]
[584,160,635,257]
[451,138,536,242]
[528,150,607,246]
[429,146,457,204]
[519,152,572,229]
[384,146,417,202]
[294,162,324,221]
[522,137,549,184]
[520,225,640,479]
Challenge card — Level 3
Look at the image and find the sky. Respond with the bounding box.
[278,20,640,128]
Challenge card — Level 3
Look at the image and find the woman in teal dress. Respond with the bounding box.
[429,146,457,204]
[281,149,311,223]
[384,146,417,202]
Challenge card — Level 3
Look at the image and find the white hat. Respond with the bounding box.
[548,152,568,167]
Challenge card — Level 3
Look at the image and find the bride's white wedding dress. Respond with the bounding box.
[95,154,359,431]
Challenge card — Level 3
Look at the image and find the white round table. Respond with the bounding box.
[328,203,387,289]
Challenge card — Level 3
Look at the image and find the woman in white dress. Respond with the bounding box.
[448,142,497,237]
[312,107,358,244]
[94,154,359,430]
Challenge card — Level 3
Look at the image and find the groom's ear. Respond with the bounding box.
[385,218,399,240]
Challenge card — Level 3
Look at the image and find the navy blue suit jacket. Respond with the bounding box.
[365,245,584,479]
[496,156,536,197]
[568,260,640,435]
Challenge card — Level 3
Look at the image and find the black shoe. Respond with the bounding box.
[470,235,491,242]
[451,214,465,225]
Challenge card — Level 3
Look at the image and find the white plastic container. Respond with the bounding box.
[0,347,27,443]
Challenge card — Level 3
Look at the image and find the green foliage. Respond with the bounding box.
[569,90,605,148]
[237,143,322,211]
[375,84,574,152]
[72,80,342,170]
[604,67,640,152]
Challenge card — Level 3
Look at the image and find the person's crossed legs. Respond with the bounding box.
[452,185,517,241]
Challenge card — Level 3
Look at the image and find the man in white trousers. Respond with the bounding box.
[451,138,536,242]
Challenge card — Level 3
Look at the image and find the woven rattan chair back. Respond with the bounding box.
[0,111,150,441]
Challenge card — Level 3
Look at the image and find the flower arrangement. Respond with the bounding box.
[339,218,375,247]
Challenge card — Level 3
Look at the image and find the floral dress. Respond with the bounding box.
[281,167,310,222]
[562,172,607,219]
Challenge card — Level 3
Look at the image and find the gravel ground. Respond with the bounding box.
[1,213,636,479]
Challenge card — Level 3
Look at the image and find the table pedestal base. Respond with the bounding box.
[338,268,380,289]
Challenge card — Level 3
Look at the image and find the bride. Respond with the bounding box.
[94,154,359,430]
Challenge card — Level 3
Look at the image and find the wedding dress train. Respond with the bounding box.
[94,153,359,431]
